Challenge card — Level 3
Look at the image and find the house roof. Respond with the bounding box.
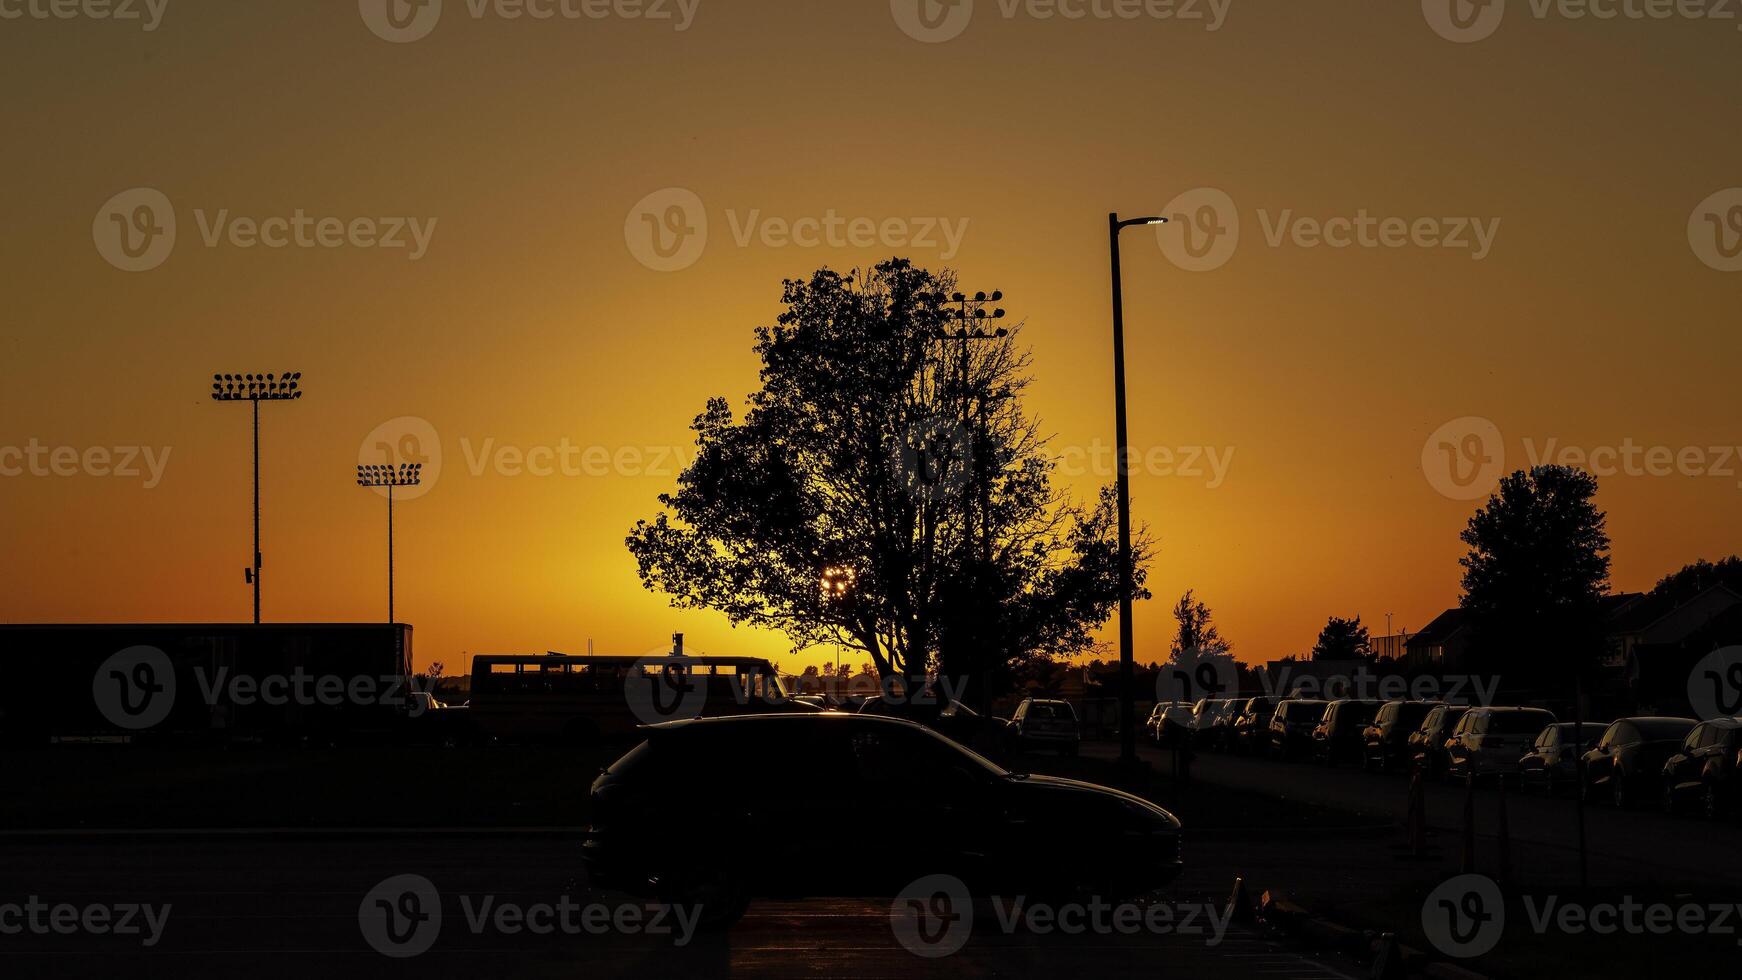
[1608,584,1742,641]
[1405,608,1468,649]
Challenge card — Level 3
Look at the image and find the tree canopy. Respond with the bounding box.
[626,259,1151,690]
[1458,465,1611,680]
[1311,615,1371,661]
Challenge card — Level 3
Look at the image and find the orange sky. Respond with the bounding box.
[2,2,1739,674]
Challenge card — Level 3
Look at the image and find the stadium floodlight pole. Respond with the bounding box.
[356,463,422,625]
[1109,212,1168,769]
[210,372,304,624]
[933,290,1007,728]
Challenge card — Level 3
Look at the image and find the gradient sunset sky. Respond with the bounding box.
[3,1,1739,673]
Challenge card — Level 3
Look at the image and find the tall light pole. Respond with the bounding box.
[356,463,422,624]
[933,290,1006,725]
[210,372,304,624]
[1109,213,1168,768]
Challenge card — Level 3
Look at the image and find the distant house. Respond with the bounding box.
[1403,608,1472,671]
[1600,584,1742,714]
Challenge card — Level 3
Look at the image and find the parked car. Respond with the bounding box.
[583,713,1183,928]
[1410,704,1470,778]
[1189,698,1222,741]
[1200,699,1244,751]
[1581,716,1698,809]
[1311,699,1382,765]
[1661,717,1742,818]
[1005,698,1081,756]
[1445,707,1558,785]
[1517,722,1602,796]
[1146,701,1196,747]
[1267,699,1328,760]
[1361,700,1443,772]
[1229,696,1280,754]
[858,694,983,744]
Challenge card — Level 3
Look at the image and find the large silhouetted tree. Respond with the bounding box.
[626,259,1151,694]
[1458,466,1611,686]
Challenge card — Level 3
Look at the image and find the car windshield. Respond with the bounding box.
[1028,703,1071,720]
[1282,701,1326,721]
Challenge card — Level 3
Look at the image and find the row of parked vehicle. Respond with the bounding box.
[1144,696,1742,820]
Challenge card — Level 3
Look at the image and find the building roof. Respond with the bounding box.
[1405,608,1468,649]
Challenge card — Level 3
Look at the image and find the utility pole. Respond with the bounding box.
[210,372,304,624]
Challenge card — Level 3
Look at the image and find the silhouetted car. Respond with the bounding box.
[1410,704,1470,778]
[1581,716,1698,809]
[1661,717,1742,818]
[583,714,1183,928]
[1267,699,1328,760]
[1188,698,1221,740]
[858,693,982,743]
[1005,698,1080,755]
[1445,707,1558,785]
[1517,722,1602,796]
[1146,701,1195,747]
[1311,699,1381,765]
[1199,699,1243,751]
[1229,696,1280,754]
[1361,700,1442,772]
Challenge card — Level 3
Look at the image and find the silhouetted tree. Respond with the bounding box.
[1458,466,1611,686]
[1311,616,1370,661]
[627,259,1151,694]
[1650,555,1742,603]
[1161,590,1237,700]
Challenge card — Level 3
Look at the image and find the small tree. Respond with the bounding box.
[1311,616,1371,661]
[1162,590,1236,701]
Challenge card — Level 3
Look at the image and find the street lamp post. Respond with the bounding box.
[210,372,304,624]
[1108,212,1168,768]
[356,463,422,624]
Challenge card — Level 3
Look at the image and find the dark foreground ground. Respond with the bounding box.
[0,834,1364,980]
[3,739,1738,979]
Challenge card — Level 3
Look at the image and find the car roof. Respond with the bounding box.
[643,712,928,735]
